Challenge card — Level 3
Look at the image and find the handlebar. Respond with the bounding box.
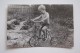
[31,19,42,23]
[33,21,42,23]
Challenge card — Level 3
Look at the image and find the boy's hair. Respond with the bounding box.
[38,5,46,11]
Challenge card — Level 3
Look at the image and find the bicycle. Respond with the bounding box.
[28,20,52,47]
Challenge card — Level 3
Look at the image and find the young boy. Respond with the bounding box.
[31,5,50,40]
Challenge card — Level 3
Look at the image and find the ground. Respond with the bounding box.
[7,21,73,48]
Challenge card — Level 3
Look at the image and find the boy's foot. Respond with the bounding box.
[42,38,46,41]
[38,38,41,39]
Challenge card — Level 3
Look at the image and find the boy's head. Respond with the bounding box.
[38,5,46,13]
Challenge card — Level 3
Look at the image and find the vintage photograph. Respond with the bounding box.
[7,4,74,48]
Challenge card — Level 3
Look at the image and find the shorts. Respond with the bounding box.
[41,22,49,28]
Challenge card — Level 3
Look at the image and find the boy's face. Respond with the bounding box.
[38,9,44,14]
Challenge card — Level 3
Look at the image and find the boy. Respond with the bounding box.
[31,5,50,41]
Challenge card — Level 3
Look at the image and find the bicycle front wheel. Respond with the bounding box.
[29,36,39,47]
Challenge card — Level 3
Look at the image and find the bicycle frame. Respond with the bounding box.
[33,22,41,37]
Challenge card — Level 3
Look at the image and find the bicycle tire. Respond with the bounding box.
[29,36,39,47]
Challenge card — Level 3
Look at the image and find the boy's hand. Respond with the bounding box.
[31,19,34,21]
[41,20,44,22]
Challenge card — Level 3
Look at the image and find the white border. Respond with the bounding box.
[0,0,80,53]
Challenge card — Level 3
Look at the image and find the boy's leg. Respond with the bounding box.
[40,24,47,41]
[42,23,50,40]
[39,24,44,39]
[39,23,49,40]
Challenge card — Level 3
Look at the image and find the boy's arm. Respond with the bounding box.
[32,15,42,21]
[41,13,49,22]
